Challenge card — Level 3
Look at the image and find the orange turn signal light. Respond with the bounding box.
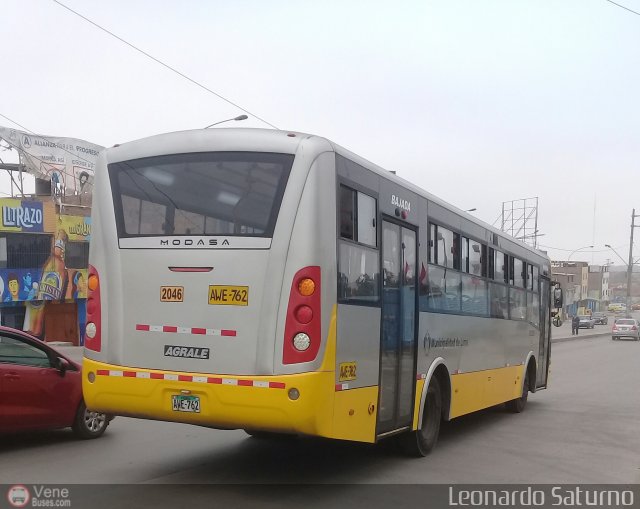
[88,274,99,291]
[298,278,315,296]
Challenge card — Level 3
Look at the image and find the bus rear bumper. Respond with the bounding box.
[82,357,336,437]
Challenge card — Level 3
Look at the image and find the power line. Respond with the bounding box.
[0,113,32,133]
[52,0,279,130]
[605,0,640,16]
[0,112,94,167]
[539,244,623,253]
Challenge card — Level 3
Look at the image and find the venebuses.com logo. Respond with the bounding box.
[7,485,30,508]
[6,485,71,507]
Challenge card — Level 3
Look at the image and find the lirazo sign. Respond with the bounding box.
[0,199,44,232]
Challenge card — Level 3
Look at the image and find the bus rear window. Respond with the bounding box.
[109,152,294,237]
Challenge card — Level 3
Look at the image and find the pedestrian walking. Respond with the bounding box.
[571,315,580,335]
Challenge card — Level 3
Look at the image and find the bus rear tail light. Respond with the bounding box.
[85,264,102,352]
[283,266,321,364]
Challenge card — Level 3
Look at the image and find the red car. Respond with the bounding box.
[0,326,110,438]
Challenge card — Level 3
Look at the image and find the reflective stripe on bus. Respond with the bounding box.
[95,369,285,388]
[135,324,237,337]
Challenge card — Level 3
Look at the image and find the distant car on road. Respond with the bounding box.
[608,303,626,312]
[631,303,640,311]
[592,312,608,325]
[0,326,112,438]
[612,318,640,341]
[578,315,595,329]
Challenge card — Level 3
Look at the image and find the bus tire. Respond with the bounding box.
[506,369,529,413]
[398,377,442,457]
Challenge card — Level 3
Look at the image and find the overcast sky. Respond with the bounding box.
[1,0,639,265]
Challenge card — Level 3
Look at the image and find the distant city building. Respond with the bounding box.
[588,265,610,304]
[551,261,588,299]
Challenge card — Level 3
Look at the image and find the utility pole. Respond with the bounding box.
[626,208,639,316]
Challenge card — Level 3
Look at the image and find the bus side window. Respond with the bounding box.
[339,186,356,241]
[338,242,379,302]
[357,193,376,247]
[339,185,377,247]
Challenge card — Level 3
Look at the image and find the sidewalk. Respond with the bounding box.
[551,320,610,343]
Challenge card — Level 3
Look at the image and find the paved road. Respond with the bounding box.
[1,331,639,487]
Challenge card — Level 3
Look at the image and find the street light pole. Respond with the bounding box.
[567,245,594,261]
[626,208,639,316]
[605,244,628,266]
[607,209,640,317]
[204,114,248,128]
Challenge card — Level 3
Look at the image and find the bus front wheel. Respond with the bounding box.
[398,377,442,457]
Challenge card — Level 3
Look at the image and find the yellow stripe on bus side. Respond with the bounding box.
[449,365,524,419]
[412,378,425,431]
[319,304,337,372]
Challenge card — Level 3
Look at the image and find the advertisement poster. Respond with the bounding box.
[0,199,44,232]
[0,125,103,196]
[59,214,92,241]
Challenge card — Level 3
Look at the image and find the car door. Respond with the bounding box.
[0,333,79,432]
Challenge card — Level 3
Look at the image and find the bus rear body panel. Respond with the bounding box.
[83,131,355,438]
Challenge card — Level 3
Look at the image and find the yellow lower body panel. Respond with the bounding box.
[412,378,426,430]
[449,365,524,419]
[331,386,378,443]
[83,358,337,438]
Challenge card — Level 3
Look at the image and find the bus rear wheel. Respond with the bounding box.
[398,377,442,457]
[506,369,529,413]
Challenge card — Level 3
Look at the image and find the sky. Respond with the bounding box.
[1,0,639,265]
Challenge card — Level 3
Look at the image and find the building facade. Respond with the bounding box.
[0,196,90,345]
[588,264,610,307]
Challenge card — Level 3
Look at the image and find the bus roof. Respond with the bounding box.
[104,127,549,265]
[105,127,317,164]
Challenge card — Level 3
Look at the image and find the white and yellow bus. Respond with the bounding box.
[83,128,552,455]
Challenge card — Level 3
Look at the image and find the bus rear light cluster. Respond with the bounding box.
[85,264,102,352]
[283,266,321,364]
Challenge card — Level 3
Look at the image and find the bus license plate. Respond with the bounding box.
[172,395,200,413]
[161,286,184,302]
[208,285,249,306]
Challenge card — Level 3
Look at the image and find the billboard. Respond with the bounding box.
[0,126,103,196]
[59,214,92,241]
[0,199,44,232]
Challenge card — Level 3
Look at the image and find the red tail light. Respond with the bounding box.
[612,325,618,331]
[283,266,321,364]
[85,264,102,352]
[632,326,638,331]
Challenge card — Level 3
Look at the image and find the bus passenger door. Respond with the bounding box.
[537,277,551,388]
[377,220,417,436]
